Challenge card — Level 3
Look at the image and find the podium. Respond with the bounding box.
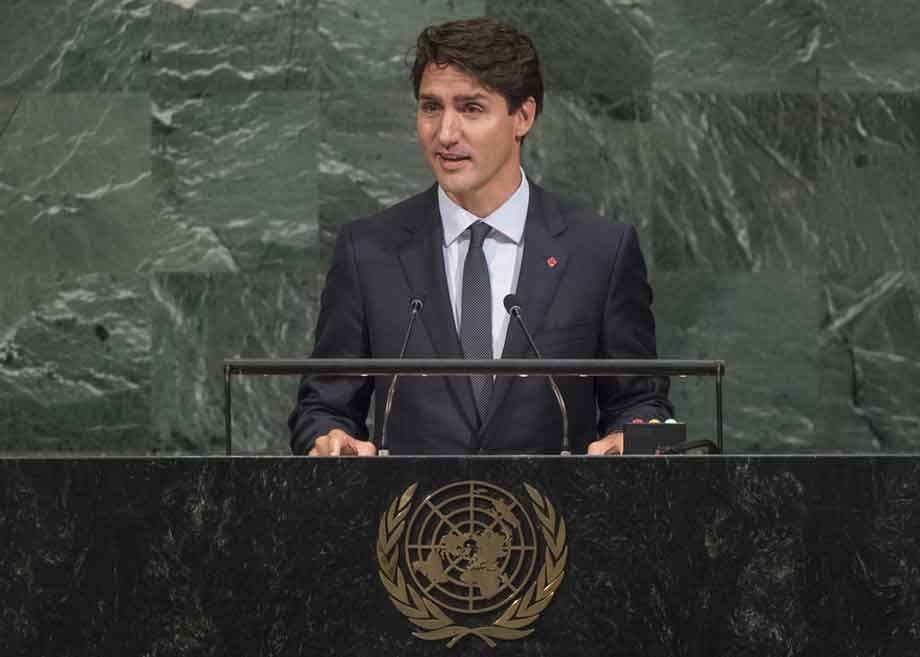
[2,455,919,656]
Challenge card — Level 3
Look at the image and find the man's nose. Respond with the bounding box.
[436,109,461,144]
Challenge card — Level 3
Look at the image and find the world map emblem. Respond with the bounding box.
[376,480,567,647]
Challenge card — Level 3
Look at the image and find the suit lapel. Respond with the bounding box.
[396,187,478,429]
[481,183,569,433]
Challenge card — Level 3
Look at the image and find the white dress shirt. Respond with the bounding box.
[438,170,529,359]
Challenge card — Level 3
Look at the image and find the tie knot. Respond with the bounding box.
[468,222,492,248]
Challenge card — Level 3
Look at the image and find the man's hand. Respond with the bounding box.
[587,431,624,455]
[308,428,378,456]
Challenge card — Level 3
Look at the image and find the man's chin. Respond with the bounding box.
[434,175,473,197]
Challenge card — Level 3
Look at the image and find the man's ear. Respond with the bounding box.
[514,97,537,141]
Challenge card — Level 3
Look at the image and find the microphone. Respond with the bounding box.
[503,294,570,456]
[379,296,424,456]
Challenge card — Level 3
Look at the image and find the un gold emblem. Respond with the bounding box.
[376,481,567,647]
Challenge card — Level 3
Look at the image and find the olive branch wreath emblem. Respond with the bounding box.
[376,482,567,647]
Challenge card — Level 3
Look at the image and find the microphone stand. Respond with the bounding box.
[378,298,423,456]
[504,296,571,456]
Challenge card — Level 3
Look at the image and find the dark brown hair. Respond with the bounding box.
[410,17,544,121]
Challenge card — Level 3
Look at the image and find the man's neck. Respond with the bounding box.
[446,166,523,219]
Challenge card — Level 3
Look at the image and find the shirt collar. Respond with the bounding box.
[438,169,529,246]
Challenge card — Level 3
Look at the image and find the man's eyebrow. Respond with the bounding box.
[417,92,490,103]
[454,93,489,103]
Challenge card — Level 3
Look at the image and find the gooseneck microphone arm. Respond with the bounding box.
[503,294,571,456]
[378,297,424,456]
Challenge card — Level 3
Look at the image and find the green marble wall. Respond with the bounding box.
[1,1,917,454]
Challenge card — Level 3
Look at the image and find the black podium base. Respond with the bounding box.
[2,456,918,656]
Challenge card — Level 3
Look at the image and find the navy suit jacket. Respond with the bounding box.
[289,181,672,455]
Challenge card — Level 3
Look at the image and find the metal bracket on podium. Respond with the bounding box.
[222,358,726,456]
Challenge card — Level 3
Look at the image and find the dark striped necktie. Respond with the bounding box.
[460,221,493,424]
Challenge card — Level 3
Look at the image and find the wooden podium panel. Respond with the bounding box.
[2,456,919,656]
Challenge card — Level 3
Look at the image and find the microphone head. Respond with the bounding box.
[409,296,425,313]
[503,294,521,314]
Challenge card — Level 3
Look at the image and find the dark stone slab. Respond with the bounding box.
[2,456,920,656]
[0,93,154,281]
[0,93,21,135]
[646,92,820,271]
[523,91,651,249]
[650,0,821,92]
[318,171,385,271]
[314,0,485,91]
[151,0,319,95]
[0,0,151,92]
[818,2,920,91]
[817,93,920,271]
[319,90,431,211]
[652,271,819,452]
[0,274,154,453]
[317,90,432,265]
[818,271,920,450]
[151,91,319,274]
[0,274,44,337]
[489,0,651,104]
[150,271,321,454]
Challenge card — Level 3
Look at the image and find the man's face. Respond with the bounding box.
[416,63,534,216]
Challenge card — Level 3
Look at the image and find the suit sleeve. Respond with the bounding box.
[596,224,674,435]
[288,223,374,454]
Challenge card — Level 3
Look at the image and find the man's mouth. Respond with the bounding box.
[438,153,471,162]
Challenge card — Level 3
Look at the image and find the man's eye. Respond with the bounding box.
[421,103,440,113]
[464,104,483,113]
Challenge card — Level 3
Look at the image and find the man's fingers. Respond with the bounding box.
[310,435,330,456]
[338,433,374,456]
[604,432,624,455]
[351,439,378,456]
[309,430,375,456]
[586,439,613,455]
[587,432,624,456]
[309,433,342,456]
[586,440,605,455]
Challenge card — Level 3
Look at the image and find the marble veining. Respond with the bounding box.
[1,1,920,453]
[0,274,153,453]
[819,272,920,450]
[0,94,153,281]
[0,0,152,92]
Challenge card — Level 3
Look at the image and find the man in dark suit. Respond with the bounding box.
[289,17,672,456]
